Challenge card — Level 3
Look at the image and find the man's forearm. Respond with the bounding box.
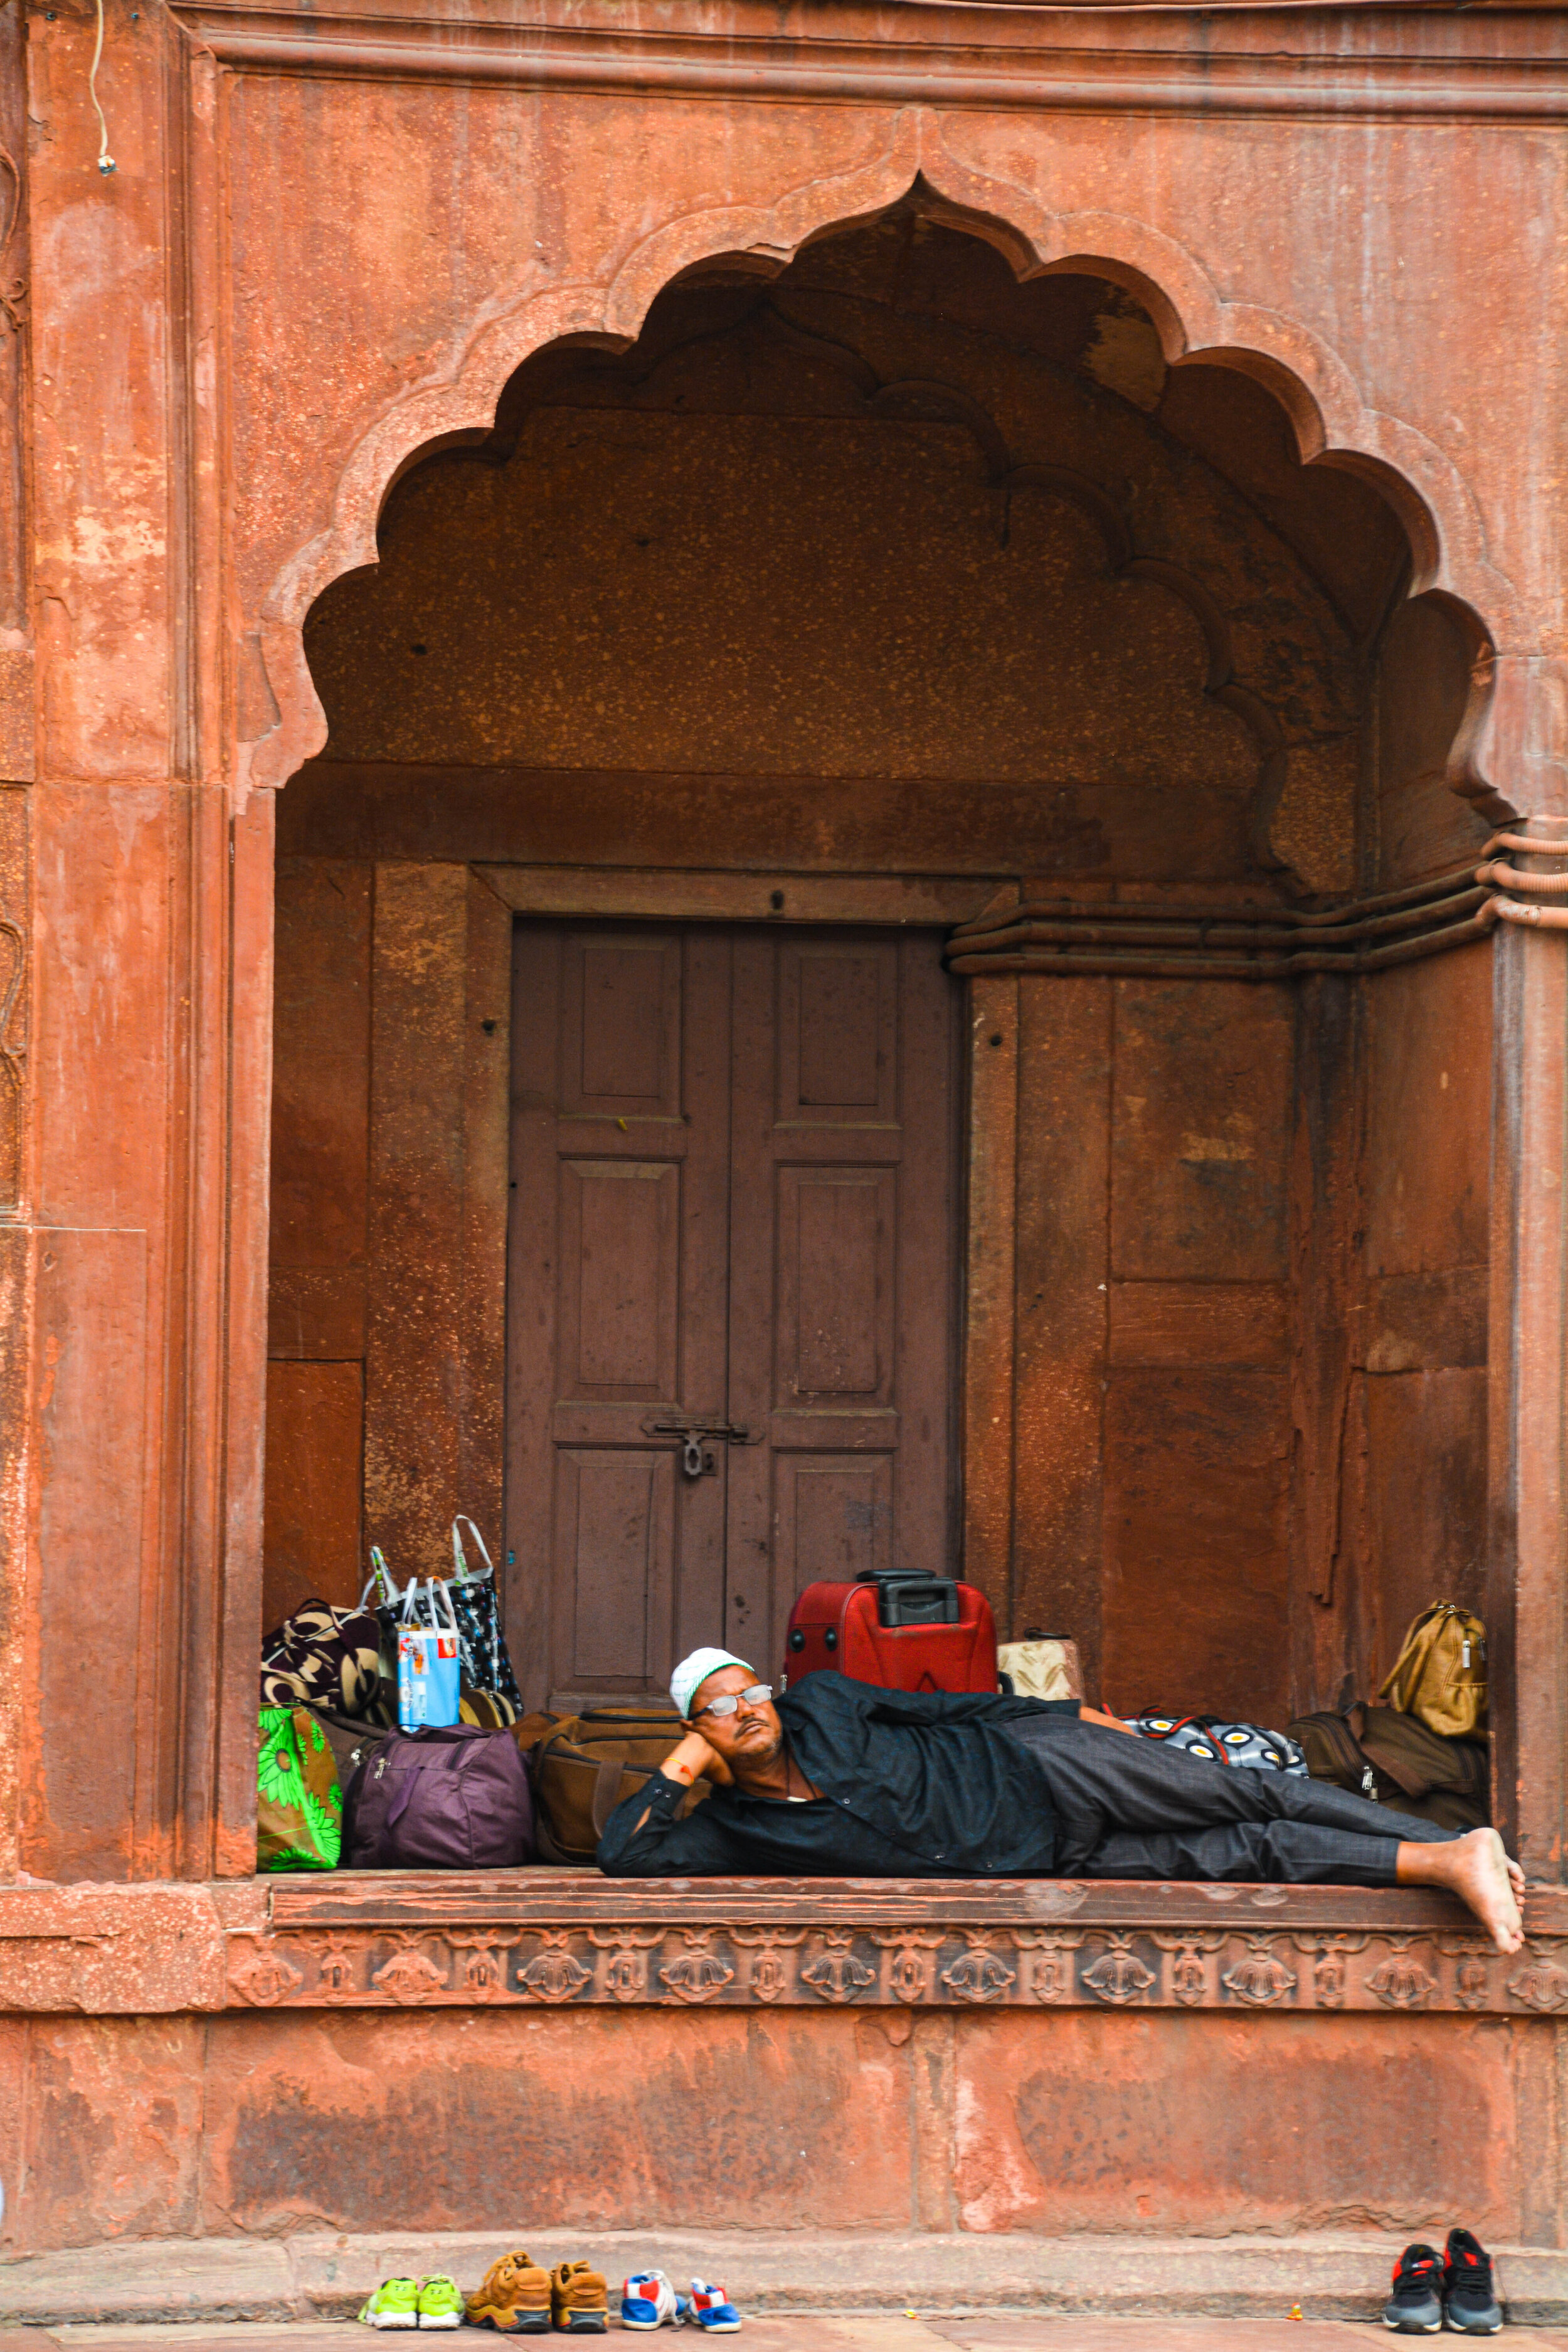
[596,1767,731,1877]
[619,1730,713,1839]
[660,1729,718,1788]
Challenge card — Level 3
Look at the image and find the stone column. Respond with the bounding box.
[1489,812,1568,1879]
[3,8,263,1881]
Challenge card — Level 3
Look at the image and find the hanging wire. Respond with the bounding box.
[88,0,115,175]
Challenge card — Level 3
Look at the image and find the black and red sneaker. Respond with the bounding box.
[1385,2245,1446,2333]
[1444,2230,1503,2334]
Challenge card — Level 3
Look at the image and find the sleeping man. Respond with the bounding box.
[596,1648,1525,1954]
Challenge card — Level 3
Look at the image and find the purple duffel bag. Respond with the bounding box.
[343,1724,534,1868]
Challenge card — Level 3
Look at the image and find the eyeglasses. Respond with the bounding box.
[694,1683,775,1720]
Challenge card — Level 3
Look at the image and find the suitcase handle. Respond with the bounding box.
[855,1571,961,1628]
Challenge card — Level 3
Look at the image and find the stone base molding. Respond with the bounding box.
[6,2227,1568,2330]
[3,1874,1565,2018]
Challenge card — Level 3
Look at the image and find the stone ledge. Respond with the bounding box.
[5,2232,1568,2328]
[244,1874,1568,2016]
[270,1873,1568,1935]
[0,1883,256,2015]
[5,1877,1568,2017]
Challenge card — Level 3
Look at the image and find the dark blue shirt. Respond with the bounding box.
[596,1673,1081,1877]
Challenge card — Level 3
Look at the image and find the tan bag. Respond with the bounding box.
[521,1706,710,1864]
[1378,1602,1488,1738]
[998,1638,1083,1703]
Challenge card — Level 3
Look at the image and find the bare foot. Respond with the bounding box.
[1414,1830,1525,1954]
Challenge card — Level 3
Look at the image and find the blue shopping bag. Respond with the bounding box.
[396,1577,462,1730]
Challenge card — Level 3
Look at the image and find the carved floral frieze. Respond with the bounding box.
[220,1921,1568,2016]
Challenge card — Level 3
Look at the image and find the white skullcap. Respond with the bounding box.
[670,1646,753,1720]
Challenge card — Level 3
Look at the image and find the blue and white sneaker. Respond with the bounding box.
[687,2284,741,2334]
[620,2274,685,2331]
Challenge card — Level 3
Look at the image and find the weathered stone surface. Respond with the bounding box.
[4,0,1568,2286]
[16,0,1560,1881]
[0,1883,242,2011]
[1,1876,1561,2021]
[6,2230,1568,2329]
[217,1866,1568,2018]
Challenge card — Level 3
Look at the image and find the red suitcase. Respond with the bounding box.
[785,1570,998,1695]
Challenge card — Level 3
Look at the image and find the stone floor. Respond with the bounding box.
[4,2317,1566,2349]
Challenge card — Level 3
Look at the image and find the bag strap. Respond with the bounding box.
[400,1577,439,1632]
[452,1515,494,1585]
[363,1545,399,1610]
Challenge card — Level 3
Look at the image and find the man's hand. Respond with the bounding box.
[663,1728,730,1786]
[627,1727,731,1840]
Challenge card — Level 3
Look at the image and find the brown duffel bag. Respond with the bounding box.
[520,1706,711,1864]
[1287,1701,1490,1831]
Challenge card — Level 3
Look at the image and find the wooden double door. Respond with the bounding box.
[506,919,961,1711]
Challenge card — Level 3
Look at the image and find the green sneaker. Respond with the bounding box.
[358,2278,421,2330]
[417,2276,465,2331]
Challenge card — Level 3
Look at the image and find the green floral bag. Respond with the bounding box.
[257,1705,343,1871]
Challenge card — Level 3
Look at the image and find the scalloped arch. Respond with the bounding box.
[245,156,1521,815]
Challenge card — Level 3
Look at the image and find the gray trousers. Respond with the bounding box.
[1005,1719,1463,1887]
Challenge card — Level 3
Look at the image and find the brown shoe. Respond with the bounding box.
[551,2261,608,2334]
[467,2252,552,2334]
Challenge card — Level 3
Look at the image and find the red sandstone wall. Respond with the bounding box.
[6,0,1557,1884]
[1011,975,1295,1722]
[1354,607,1494,1690]
[1357,951,1492,1678]
[265,860,509,1623]
[1,2002,1559,2252]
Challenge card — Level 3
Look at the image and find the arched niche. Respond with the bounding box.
[264,205,1504,1756]
[294,209,1488,904]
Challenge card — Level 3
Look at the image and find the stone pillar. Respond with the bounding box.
[0,8,265,1882]
[1490,815,1568,1880]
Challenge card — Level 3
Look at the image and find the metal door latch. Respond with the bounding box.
[643,1417,754,1478]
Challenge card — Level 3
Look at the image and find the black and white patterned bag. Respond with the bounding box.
[447,1517,523,1710]
[1130,1712,1309,1776]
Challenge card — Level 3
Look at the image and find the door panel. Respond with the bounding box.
[775,1166,895,1406]
[562,934,682,1117]
[509,924,731,1709]
[506,918,957,1710]
[771,1452,894,1594]
[776,938,898,1123]
[556,1447,673,1685]
[728,927,958,1677]
[558,1159,679,1395]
